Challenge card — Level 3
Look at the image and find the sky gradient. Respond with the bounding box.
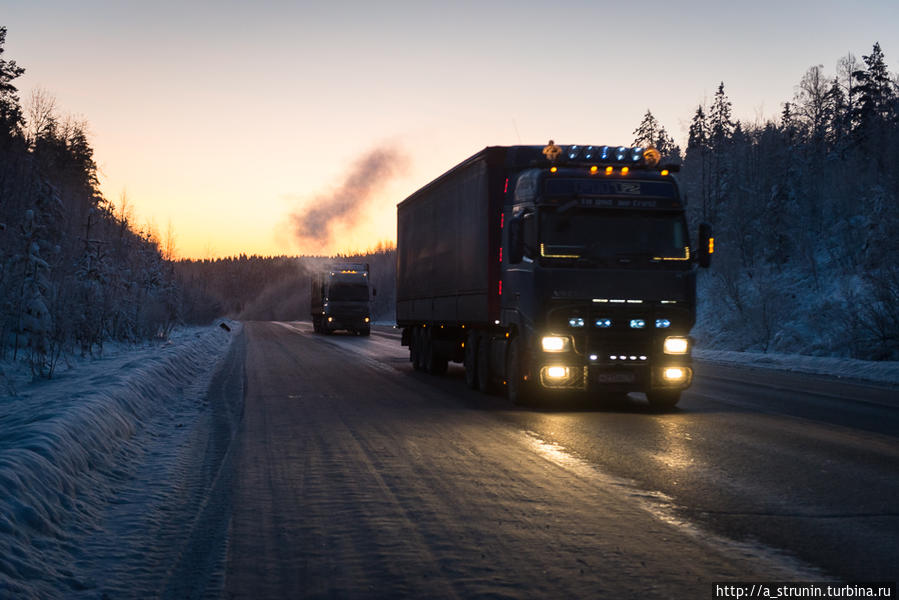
[4,1,898,258]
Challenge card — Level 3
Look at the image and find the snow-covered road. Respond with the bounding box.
[2,320,897,598]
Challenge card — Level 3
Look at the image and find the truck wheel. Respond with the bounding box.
[647,391,681,410]
[464,330,479,389]
[411,327,423,370]
[423,328,448,375]
[506,337,535,406]
[477,332,497,394]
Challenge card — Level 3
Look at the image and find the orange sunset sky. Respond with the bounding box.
[4,0,898,258]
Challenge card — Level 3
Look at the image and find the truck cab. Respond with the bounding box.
[501,147,709,407]
[311,263,373,336]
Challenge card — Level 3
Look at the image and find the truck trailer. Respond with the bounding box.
[396,143,712,408]
[311,263,373,336]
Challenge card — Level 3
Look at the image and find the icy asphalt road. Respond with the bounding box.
[221,322,898,598]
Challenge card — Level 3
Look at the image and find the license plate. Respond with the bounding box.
[596,372,635,384]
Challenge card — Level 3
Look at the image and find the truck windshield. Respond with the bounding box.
[329,283,369,301]
[539,208,689,263]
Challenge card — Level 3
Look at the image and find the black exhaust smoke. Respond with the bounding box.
[291,147,407,251]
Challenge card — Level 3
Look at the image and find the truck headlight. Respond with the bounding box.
[364,317,370,323]
[541,336,571,352]
[663,336,689,354]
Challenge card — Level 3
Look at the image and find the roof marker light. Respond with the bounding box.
[643,147,661,167]
[621,166,630,175]
[550,166,558,173]
[661,169,669,176]
[605,166,613,175]
[590,165,598,174]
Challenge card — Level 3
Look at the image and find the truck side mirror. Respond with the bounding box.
[698,223,713,268]
[508,215,524,264]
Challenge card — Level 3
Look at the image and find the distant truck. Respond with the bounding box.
[396,143,712,408]
[311,263,373,336]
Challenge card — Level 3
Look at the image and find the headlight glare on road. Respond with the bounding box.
[663,367,686,381]
[663,336,689,354]
[541,336,570,352]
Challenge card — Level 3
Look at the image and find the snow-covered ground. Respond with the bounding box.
[0,321,242,599]
[695,348,899,388]
[1,321,897,598]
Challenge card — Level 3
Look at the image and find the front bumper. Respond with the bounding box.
[538,363,693,392]
[323,316,371,331]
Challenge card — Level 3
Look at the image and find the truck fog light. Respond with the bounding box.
[663,367,686,381]
[546,366,569,379]
[541,336,570,352]
[663,336,689,354]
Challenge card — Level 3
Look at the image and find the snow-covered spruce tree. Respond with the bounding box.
[631,109,681,162]
[684,104,710,223]
[708,82,735,226]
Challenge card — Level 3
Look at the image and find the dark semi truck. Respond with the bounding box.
[311,263,373,336]
[396,143,712,408]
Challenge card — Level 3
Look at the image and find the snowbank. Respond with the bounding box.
[0,321,240,599]
[695,348,899,387]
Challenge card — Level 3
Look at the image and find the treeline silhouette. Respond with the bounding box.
[174,245,396,323]
[1,27,178,377]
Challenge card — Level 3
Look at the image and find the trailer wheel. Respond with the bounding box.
[411,327,423,370]
[423,328,448,375]
[477,332,497,394]
[464,330,479,389]
[647,391,681,410]
[506,336,535,406]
